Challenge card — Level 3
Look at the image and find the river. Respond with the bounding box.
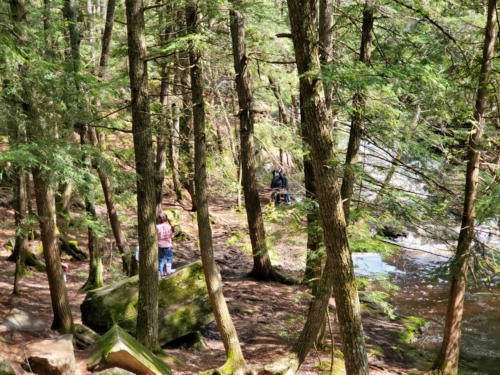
[353,234,500,375]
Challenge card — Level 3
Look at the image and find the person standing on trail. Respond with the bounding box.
[270,166,291,205]
[156,213,175,276]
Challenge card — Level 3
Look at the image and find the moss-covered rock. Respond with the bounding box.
[80,261,214,345]
[0,353,16,375]
[88,325,171,375]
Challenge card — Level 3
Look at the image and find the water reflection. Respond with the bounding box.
[352,249,500,375]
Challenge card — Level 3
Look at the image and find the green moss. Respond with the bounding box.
[367,344,384,358]
[314,349,345,374]
[88,325,171,375]
[81,261,214,345]
[35,241,43,253]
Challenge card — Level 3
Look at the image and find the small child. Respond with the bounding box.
[61,260,69,282]
[156,213,175,276]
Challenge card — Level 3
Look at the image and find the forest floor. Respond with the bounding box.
[0,184,431,374]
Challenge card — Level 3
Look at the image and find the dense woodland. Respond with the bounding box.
[1,0,500,374]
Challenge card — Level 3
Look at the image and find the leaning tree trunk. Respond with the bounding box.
[33,167,74,332]
[125,0,160,352]
[229,0,275,281]
[340,0,374,224]
[431,1,497,373]
[8,0,74,333]
[92,0,132,275]
[287,0,369,373]
[187,3,246,371]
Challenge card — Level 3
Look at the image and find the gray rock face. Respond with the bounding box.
[80,261,214,345]
[0,353,16,375]
[25,334,75,375]
[87,325,170,375]
[0,307,49,332]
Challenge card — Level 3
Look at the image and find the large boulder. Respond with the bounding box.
[87,325,170,375]
[0,307,49,332]
[0,354,16,375]
[81,261,214,345]
[24,334,75,375]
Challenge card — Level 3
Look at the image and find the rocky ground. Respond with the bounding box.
[0,184,430,374]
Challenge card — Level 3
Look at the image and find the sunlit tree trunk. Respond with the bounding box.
[229,0,275,281]
[187,3,246,370]
[287,0,369,373]
[125,0,160,352]
[431,1,497,373]
[340,0,374,223]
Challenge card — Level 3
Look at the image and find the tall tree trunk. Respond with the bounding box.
[187,3,246,370]
[340,0,374,224]
[229,0,275,281]
[319,0,334,112]
[287,0,369,374]
[80,127,104,291]
[8,0,74,333]
[180,60,197,211]
[171,101,183,201]
[92,0,132,274]
[301,101,321,286]
[33,167,74,332]
[156,63,169,216]
[431,1,497,373]
[125,0,160,352]
[269,77,289,125]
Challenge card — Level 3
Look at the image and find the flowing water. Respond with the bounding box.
[353,237,500,375]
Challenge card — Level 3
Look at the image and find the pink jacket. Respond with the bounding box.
[156,223,174,248]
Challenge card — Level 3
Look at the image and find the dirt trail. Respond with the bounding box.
[0,187,426,374]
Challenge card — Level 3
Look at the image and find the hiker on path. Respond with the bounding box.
[156,213,175,276]
[270,165,291,205]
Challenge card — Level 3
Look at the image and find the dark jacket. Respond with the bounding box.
[270,170,283,188]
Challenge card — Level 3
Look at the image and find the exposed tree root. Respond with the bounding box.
[59,235,88,260]
[72,323,100,349]
[250,267,300,285]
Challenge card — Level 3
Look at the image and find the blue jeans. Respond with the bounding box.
[158,247,173,274]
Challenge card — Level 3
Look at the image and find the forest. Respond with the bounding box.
[0,0,499,374]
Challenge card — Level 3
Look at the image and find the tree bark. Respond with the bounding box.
[187,3,246,370]
[340,0,374,224]
[431,1,497,373]
[229,0,275,281]
[92,0,132,274]
[287,0,369,373]
[8,0,73,333]
[80,127,104,291]
[156,63,169,216]
[301,98,322,286]
[125,0,160,352]
[180,60,197,211]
